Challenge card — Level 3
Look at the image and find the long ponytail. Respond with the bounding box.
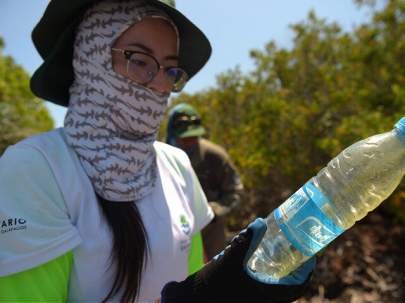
[97,194,149,302]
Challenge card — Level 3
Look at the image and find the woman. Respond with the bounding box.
[0,0,314,302]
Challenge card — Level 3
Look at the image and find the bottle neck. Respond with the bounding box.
[394,128,405,144]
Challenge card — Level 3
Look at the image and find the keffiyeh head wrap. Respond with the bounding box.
[64,0,177,202]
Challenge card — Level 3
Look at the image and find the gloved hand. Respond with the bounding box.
[161,218,316,303]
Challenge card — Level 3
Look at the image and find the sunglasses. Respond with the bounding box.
[172,116,201,129]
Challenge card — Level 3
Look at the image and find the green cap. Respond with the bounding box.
[168,103,206,138]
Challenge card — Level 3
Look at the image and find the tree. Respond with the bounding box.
[0,37,54,154]
[167,0,405,226]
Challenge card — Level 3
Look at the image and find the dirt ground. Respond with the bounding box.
[296,210,405,303]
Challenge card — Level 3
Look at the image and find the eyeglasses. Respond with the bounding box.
[172,115,201,129]
[111,48,188,92]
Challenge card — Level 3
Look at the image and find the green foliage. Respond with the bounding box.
[167,0,405,228]
[0,37,54,155]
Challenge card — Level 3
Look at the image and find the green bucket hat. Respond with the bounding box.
[168,103,206,139]
[30,0,212,107]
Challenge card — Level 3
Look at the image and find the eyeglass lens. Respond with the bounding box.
[173,116,201,129]
[127,52,187,92]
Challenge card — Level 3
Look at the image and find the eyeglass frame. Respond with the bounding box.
[111,48,188,92]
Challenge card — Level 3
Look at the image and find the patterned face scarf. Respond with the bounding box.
[64,0,178,202]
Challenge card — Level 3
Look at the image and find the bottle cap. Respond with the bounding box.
[394,117,405,139]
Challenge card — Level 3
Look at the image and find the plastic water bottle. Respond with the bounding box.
[247,117,405,280]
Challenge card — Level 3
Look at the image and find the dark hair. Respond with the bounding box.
[97,193,149,302]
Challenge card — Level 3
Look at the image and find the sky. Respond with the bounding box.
[0,0,378,128]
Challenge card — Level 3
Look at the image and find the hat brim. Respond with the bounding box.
[30,0,212,107]
[177,126,205,138]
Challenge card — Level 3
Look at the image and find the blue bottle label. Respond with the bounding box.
[274,181,344,256]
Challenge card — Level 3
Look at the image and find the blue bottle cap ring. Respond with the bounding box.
[395,117,405,139]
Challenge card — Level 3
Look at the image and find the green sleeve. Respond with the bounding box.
[0,251,73,302]
[188,232,205,275]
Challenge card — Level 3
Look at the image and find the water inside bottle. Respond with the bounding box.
[248,128,405,279]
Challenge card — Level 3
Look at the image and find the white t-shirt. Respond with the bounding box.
[0,128,214,302]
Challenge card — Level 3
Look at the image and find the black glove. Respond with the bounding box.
[161,218,316,303]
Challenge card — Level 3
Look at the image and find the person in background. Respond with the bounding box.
[166,103,244,259]
[0,0,315,302]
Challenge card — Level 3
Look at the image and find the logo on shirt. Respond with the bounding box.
[180,214,191,236]
[1,218,27,234]
[179,214,192,252]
